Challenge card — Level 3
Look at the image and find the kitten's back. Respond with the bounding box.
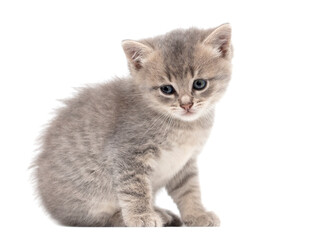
[34,78,135,225]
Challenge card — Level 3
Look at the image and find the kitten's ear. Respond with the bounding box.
[203,23,232,58]
[121,40,153,70]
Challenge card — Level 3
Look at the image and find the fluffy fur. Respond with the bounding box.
[32,24,233,227]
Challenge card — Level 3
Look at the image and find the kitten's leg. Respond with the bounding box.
[105,207,182,227]
[115,152,162,227]
[166,158,220,227]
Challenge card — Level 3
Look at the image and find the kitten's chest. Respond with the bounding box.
[151,129,209,191]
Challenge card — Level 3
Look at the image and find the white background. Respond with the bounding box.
[1,0,313,239]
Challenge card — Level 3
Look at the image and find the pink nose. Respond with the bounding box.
[180,103,193,111]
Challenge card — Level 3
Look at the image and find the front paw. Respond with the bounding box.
[124,212,163,227]
[183,211,220,227]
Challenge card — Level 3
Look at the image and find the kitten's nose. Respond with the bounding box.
[180,103,193,111]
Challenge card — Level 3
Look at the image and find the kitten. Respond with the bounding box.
[32,24,233,227]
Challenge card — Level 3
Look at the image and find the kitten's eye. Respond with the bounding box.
[193,79,207,90]
[160,85,175,95]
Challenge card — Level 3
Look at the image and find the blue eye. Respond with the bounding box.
[160,85,175,94]
[193,79,207,90]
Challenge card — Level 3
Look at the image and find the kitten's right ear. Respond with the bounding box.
[121,40,153,70]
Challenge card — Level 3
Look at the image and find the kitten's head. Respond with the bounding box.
[122,24,233,121]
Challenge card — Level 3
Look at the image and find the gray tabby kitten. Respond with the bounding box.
[33,24,233,227]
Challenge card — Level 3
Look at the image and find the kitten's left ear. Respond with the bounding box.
[122,40,153,70]
[203,23,232,58]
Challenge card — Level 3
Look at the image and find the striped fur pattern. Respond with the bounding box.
[32,24,233,227]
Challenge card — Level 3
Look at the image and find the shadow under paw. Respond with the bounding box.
[154,207,183,227]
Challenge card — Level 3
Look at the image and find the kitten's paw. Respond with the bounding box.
[124,212,163,227]
[154,207,182,227]
[183,211,220,227]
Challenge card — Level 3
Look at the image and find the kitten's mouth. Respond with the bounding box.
[182,111,194,115]
[181,109,198,117]
[171,108,200,121]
